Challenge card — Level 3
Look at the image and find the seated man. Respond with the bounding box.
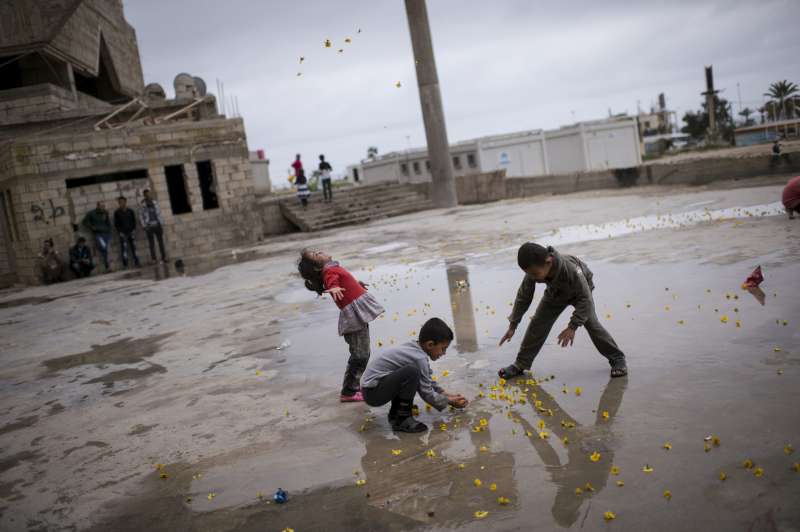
[38,238,64,284]
[69,237,95,278]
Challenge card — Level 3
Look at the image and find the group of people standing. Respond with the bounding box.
[292,153,334,208]
[37,189,169,284]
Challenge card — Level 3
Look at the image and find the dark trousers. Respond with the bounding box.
[145,225,167,262]
[70,262,94,278]
[363,365,421,408]
[515,295,625,370]
[94,233,111,269]
[118,232,140,267]
[322,179,333,202]
[342,326,371,395]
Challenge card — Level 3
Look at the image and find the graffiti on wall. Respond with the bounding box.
[31,199,66,225]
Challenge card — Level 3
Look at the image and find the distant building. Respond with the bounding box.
[0,0,262,286]
[734,118,800,146]
[353,117,641,184]
[249,150,271,194]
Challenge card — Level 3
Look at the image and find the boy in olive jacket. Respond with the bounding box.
[498,243,628,379]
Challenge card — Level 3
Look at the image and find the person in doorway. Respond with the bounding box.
[295,168,310,208]
[297,247,385,402]
[37,238,64,284]
[361,318,469,433]
[319,154,333,203]
[113,196,140,268]
[81,201,112,272]
[139,189,167,264]
[782,175,800,219]
[69,237,94,278]
[497,243,628,380]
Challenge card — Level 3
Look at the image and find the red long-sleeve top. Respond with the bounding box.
[322,263,366,309]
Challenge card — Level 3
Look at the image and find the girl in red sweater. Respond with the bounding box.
[298,248,385,402]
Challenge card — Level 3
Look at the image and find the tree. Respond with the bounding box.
[366,146,379,160]
[738,107,755,126]
[681,96,736,142]
[764,80,799,120]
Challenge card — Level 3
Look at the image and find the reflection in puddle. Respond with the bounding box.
[42,333,174,373]
[495,201,785,253]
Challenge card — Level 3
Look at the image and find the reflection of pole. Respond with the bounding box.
[445,260,478,352]
[404,0,457,208]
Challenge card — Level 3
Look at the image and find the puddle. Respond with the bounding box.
[0,292,85,309]
[42,333,174,373]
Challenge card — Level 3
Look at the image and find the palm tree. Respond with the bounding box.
[764,80,799,120]
[738,107,754,126]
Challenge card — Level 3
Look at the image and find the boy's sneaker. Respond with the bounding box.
[340,391,364,403]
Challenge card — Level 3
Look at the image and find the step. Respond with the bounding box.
[307,200,435,232]
[281,186,423,209]
[285,195,430,225]
[282,192,429,221]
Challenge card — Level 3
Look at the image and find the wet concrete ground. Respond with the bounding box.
[0,178,799,531]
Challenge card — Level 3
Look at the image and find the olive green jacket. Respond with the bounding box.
[508,248,595,330]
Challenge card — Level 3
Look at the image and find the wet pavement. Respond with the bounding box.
[0,180,799,531]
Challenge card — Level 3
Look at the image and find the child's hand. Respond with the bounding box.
[447,394,468,408]
[499,325,517,346]
[557,327,575,347]
[325,287,346,301]
[358,281,369,289]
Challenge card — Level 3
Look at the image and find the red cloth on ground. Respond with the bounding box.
[323,264,366,309]
[782,175,800,210]
[742,265,764,289]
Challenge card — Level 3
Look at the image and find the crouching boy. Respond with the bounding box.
[361,318,469,433]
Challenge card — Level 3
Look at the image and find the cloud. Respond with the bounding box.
[124,0,800,188]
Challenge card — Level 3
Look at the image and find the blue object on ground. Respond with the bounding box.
[274,488,288,504]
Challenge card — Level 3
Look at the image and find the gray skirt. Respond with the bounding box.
[339,292,385,335]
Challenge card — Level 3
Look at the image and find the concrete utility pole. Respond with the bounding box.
[404,0,457,208]
[702,65,719,142]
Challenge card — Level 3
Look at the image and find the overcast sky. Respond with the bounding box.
[124,0,799,188]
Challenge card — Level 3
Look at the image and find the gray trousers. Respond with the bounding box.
[515,295,625,370]
[342,325,371,395]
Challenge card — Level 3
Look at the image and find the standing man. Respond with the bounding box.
[319,154,333,203]
[139,189,167,264]
[114,196,140,268]
[38,238,65,284]
[82,201,112,272]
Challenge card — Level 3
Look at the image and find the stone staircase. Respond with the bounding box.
[276,182,433,232]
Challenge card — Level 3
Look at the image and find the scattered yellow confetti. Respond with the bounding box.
[377,341,383,347]
[394,81,402,88]
[720,315,729,323]
[753,467,764,477]
[574,487,583,495]
[426,449,436,458]
[785,444,795,455]
[391,449,402,456]
[497,496,510,505]
[324,39,332,47]
[537,420,546,429]
[792,463,800,472]
[282,528,294,532]
[575,387,582,396]
[678,320,685,325]
[344,37,352,43]
[719,471,727,481]
[474,510,489,519]
[602,411,609,420]
[356,479,366,486]
[155,463,165,470]
[590,451,601,462]
[616,480,625,487]
[562,436,570,444]
[480,445,489,452]
[735,320,741,328]
[255,370,262,376]
[159,472,168,479]
[611,465,619,475]
[773,346,782,352]
[473,478,482,487]
[480,418,489,427]
[207,493,216,500]
[663,490,672,501]
[185,497,192,503]
[584,482,594,492]
[643,465,654,473]
[778,369,784,375]
[458,463,465,470]
[663,442,672,451]
[743,458,753,469]
[489,483,497,492]
[604,511,616,521]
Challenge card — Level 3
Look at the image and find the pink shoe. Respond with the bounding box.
[340,391,364,402]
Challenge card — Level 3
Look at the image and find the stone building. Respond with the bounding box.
[0,0,261,287]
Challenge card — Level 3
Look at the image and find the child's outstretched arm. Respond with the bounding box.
[322,268,345,301]
[500,275,536,345]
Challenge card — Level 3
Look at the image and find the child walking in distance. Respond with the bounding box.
[498,243,628,380]
[298,248,385,402]
[361,318,469,433]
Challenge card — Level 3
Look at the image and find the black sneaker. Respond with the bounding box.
[392,416,428,433]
